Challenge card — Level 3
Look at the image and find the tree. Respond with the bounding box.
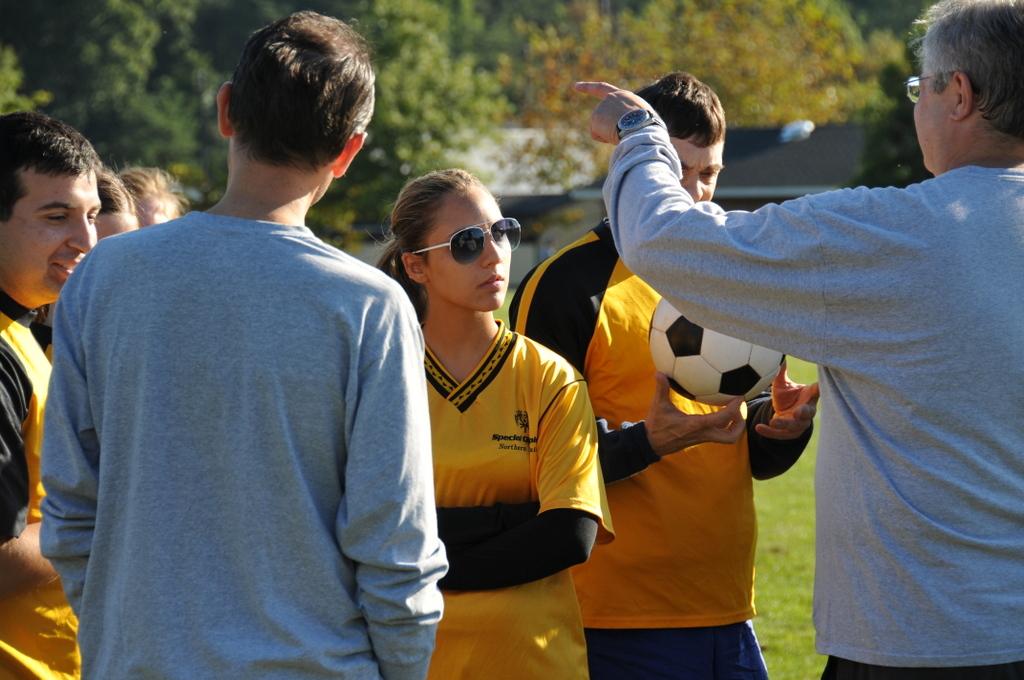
[0,0,213,168]
[853,43,929,188]
[0,0,504,243]
[507,0,903,189]
[844,0,931,35]
[307,0,508,244]
[0,45,50,114]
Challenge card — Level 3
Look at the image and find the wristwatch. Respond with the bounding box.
[616,108,663,140]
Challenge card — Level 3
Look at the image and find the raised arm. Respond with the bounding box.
[577,81,832,363]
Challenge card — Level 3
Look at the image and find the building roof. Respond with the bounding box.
[457,127,598,198]
[714,123,865,199]
[571,122,865,203]
[355,123,866,236]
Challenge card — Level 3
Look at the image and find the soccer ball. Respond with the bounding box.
[649,298,784,406]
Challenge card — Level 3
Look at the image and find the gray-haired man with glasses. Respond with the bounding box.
[575,0,1024,677]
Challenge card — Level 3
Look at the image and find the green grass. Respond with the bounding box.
[501,292,823,677]
[754,356,823,679]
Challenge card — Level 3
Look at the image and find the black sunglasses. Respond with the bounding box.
[410,218,521,264]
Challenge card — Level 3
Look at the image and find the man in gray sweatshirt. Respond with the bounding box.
[40,12,446,680]
[576,0,1024,677]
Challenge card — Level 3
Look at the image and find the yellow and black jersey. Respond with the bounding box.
[1,293,38,540]
[31,321,52,362]
[510,221,759,629]
[426,320,613,680]
[0,290,79,677]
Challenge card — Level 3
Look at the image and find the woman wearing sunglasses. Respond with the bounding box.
[378,168,613,680]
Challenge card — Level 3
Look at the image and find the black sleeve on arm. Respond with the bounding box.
[436,501,540,547]
[597,418,661,483]
[746,395,812,481]
[0,341,31,539]
[440,509,597,591]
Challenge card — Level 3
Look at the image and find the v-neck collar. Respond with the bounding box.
[425,320,516,413]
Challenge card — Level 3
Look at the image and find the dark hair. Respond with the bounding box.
[228,11,376,169]
[915,0,1024,139]
[0,111,101,221]
[118,166,187,220]
[97,166,136,216]
[377,169,487,322]
[635,72,726,147]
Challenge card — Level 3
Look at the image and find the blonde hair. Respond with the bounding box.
[119,166,188,222]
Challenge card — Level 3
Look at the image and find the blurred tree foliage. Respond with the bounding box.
[0,0,926,240]
[0,0,505,245]
[505,0,906,187]
[0,45,51,113]
[847,5,932,188]
[845,0,931,35]
[0,1,212,167]
[311,0,508,244]
[853,42,929,188]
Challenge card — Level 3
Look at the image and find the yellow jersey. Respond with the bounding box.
[426,321,613,679]
[511,223,757,629]
[0,292,79,679]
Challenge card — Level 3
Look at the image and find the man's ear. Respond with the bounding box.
[216,82,235,138]
[401,251,429,284]
[949,71,976,122]
[329,132,367,179]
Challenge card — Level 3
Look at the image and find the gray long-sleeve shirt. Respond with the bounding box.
[604,125,1024,667]
[41,212,446,680]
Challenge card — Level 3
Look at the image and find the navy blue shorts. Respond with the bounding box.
[585,621,770,680]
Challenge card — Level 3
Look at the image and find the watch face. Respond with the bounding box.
[619,109,649,131]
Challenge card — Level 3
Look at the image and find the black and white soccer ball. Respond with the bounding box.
[649,298,784,406]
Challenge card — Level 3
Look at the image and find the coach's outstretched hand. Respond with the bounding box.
[574,81,653,144]
[645,373,745,456]
[755,364,819,440]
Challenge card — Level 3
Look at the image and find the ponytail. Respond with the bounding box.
[377,241,428,323]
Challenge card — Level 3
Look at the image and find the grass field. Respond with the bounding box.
[498,295,825,678]
[753,357,823,679]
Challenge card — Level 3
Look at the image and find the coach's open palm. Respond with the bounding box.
[754,365,819,440]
